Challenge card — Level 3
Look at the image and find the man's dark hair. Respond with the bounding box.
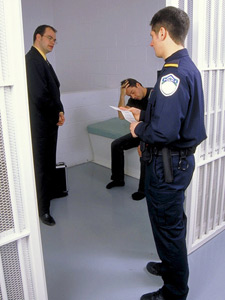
[120,78,142,87]
[150,6,190,46]
[33,25,57,43]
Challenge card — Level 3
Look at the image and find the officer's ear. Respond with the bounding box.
[159,27,167,41]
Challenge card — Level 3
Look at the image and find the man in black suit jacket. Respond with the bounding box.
[26,25,65,226]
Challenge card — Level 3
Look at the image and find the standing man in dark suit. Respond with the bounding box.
[26,25,65,226]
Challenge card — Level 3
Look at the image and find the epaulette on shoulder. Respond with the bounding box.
[164,59,179,68]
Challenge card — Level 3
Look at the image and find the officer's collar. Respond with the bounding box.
[165,48,188,63]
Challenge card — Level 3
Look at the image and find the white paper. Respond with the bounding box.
[110,106,136,123]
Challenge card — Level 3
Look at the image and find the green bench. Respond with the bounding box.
[87,117,140,179]
[87,117,130,139]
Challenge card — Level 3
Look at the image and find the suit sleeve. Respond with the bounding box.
[26,58,49,108]
[26,57,63,113]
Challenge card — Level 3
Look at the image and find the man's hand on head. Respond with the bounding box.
[120,80,130,97]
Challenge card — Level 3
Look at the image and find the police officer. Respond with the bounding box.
[128,7,207,300]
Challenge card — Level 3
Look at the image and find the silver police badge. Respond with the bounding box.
[160,73,180,97]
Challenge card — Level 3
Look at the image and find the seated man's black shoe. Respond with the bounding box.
[132,191,145,200]
[40,213,56,226]
[106,180,125,189]
[146,262,163,276]
[140,289,165,300]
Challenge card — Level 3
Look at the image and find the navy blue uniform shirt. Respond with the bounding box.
[135,49,207,149]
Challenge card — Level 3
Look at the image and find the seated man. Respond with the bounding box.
[106,78,152,200]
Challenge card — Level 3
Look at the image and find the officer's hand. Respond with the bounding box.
[130,122,139,138]
[128,107,141,121]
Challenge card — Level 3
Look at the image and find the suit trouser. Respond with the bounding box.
[111,133,145,193]
[145,154,195,300]
[32,129,58,216]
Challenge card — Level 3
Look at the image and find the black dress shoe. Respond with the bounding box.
[40,213,56,226]
[51,191,68,199]
[131,191,145,200]
[140,289,165,300]
[146,261,162,276]
[106,180,125,189]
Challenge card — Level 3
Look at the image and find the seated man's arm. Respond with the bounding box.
[118,80,130,119]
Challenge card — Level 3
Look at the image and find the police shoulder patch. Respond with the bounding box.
[160,73,180,97]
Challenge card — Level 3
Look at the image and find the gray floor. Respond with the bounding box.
[40,162,225,300]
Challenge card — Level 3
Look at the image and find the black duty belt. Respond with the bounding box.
[141,145,196,183]
[151,147,195,157]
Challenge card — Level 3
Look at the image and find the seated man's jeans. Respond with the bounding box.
[111,133,145,193]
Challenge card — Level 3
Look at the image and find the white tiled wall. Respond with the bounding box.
[56,89,120,166]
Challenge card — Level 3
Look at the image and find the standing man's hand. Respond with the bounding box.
[57,112,65,126]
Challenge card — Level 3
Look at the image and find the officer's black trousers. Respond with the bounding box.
[110,133,145,193]
[32,129,58,216]
[145,154,195,300]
